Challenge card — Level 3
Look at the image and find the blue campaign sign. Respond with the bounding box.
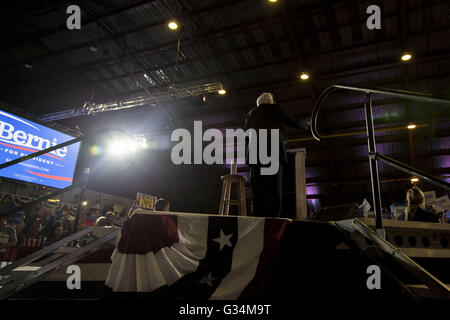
[0,109,81,189]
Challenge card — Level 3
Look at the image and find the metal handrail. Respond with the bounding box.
[370,152,450,191]
[335,219,450,300]
[311,84,450,141]
[310,84,450,236]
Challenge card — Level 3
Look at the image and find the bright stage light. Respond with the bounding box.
[107,137,139,157]
[129,141,138,151]
[300,73,309,80]
[107,140,125,156]
[139,138,148,149]
[407,123,417,130]
[168,21,178,30]
[218,89,226,95]
[268,0,278,3]
[401,53,412,61]
[411,177,419,183]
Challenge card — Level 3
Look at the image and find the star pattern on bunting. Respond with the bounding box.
[213,229,233,251]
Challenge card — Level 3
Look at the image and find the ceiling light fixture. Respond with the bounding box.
[401,53,412,61]
[168,21,178,30]
[299,73,309,80]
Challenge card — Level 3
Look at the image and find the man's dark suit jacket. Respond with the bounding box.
[244,103,308,166]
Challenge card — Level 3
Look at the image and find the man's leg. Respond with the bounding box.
[251,166,265,217]
[262,164,283,218]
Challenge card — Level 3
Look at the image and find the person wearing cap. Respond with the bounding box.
[104,211,116,227]
[95,216,107,227]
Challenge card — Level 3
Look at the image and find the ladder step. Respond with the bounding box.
[12,266,41,272]
[0,228,119,300]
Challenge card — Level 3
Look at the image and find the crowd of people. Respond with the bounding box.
[0,203,129,250]
[0,197,172,250]
[1,185,447,252]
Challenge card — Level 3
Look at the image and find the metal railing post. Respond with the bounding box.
[364,93,385,238]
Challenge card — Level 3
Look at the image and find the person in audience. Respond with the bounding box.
[105,211,116,226]
[0,215,17,248]
[155,198,170,212]
[76,207,90,228]
[83,208,98,227]
[37,204,54,228]
[9,215,25,246]
[21,215,46,247]
[44,224,65,246]
[101,204,114,216]
[36,204,47,221]
[62,215,75,236]
[405,187,440,222]
[115,208,128,226]
[61,204,71,216]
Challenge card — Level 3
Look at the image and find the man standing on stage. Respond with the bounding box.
[245,93,310,218]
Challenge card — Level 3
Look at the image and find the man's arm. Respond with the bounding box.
[275,104,309,130]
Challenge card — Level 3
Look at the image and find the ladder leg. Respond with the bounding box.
[224,180,232,216]
[219,179,227,215]
[240,180,247,216]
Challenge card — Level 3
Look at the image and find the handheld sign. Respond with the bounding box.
[136,192,157,210]
[424,191,437,205]
[434,196,450,213]
[393,206,407,220]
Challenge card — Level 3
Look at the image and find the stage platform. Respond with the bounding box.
[1,209,449,300]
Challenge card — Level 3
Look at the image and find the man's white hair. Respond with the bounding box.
[256,92,274,106]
